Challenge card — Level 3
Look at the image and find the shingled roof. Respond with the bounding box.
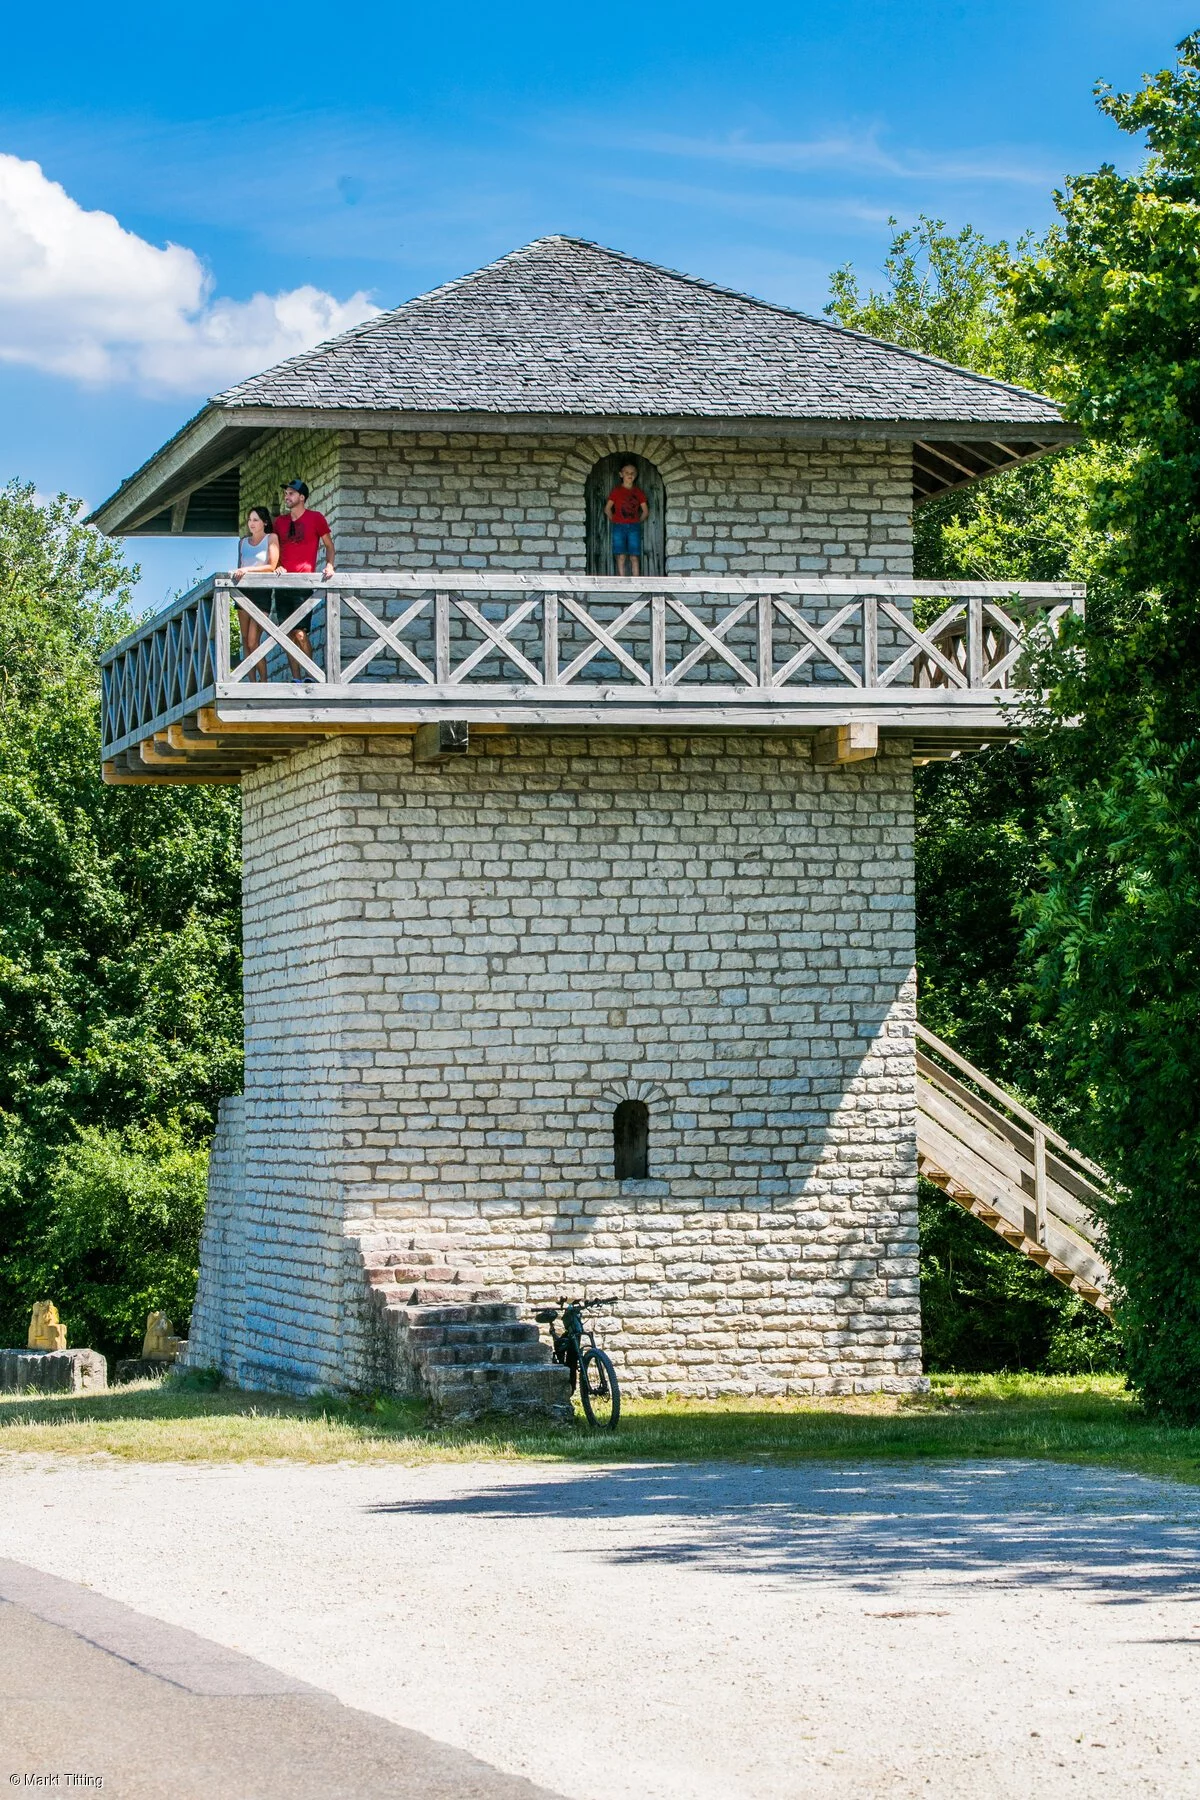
[217,235,1064,427]
[92,235,1074,535]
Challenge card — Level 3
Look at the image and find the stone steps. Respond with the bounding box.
[406,1321,540,1347]
[356,1236,572,1423]
[421,1341,549,1368]
[370,1282,496,1307]
[428,1363,573,1418]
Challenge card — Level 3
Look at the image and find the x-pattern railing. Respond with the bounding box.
[101,578,220,754]
[100,571,1084,757]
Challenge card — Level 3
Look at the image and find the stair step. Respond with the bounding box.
[408,1284,495,1304]
[403,1302,520,1327]
[421,1342,551,1368]
[428,1363,574,1417]
[407,1322,540,1348]
[371,1284,496,1308]
[428,1360,569,1392]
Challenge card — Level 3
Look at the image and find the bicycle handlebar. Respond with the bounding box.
[557,1294,620,1310]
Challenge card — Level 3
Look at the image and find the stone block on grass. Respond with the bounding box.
[0,1349,107,1394]
[114,1356,175,1384]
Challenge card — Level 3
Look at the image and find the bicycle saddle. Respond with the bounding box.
[534,1307,558,1323]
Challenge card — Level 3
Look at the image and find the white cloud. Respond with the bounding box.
[0,153,379,393]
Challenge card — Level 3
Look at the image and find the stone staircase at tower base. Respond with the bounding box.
[357,1236,573,1423]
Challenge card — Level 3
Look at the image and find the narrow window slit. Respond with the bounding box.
[613,1100,649,1180]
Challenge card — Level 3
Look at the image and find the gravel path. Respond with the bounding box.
[1,1454,1198,1799]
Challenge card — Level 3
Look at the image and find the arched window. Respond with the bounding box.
[613,1099,650,1180]
[585,455,667,576]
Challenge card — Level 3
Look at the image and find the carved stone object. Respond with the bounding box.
[142,1312,187,1360]
[28,1301,67,1352]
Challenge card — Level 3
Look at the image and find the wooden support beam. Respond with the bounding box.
[135,735,295,777]
[414,721,470,761]
[196,705,338,737]
[139,736,259,772]
[137,736,192,767]
[103,759,239,786]
[197,705,416,737]
[166,722,322,755]
[812,722,879,768]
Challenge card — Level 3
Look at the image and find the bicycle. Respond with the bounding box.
[535,1296,621,1429]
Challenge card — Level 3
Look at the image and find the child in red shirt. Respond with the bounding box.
[604,462,649,576]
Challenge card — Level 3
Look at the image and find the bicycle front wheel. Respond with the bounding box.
[579,1347,621,1430]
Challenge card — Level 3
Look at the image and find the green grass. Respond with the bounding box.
[2,1373,1200,1486]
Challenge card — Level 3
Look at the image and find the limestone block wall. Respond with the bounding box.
[206,731,922,1398]
[239,430,344,536]
[336,430,912,577]
[183,1095,245,1373]
[225,742,376,1392]
[237,427,911,579]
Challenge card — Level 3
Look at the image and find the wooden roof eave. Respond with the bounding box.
[88,402,1079,537]
[913,434,1076,505]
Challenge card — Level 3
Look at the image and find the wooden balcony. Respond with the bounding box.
[100,571,1084,782]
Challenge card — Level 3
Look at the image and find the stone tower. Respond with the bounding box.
[94,237,1078,1403]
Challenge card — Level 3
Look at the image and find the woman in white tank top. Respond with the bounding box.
[233,505,280,683]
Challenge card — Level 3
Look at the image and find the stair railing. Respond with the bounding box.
[914,1023,1110,1248]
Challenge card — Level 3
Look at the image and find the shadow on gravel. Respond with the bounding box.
[366,1461,1200,1605]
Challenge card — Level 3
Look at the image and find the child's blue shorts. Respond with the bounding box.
[611,523,643,557]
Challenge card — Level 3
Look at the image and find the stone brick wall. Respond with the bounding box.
[235,426,911,577]
[335,430,912,577]
[183,1095,245,1374]
[227,743,376,1392]
[205,730,922,1398]
[239,430,344,536]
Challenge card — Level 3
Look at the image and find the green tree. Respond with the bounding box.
[1010,35,1200,1416]
[828,219,1120,1370]
[828,220,1093,1082]
[0,481,242,1360]
[40,1122,209,1358]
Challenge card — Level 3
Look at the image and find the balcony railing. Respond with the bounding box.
[100,571,1083,777]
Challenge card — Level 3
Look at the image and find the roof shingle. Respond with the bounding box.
[216,235,1063,427]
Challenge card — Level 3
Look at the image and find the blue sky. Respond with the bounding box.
[2,0,1193,611]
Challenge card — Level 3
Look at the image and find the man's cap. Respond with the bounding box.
[283,477,310,499]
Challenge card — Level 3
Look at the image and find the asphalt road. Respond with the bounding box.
[0,1559,565,1800]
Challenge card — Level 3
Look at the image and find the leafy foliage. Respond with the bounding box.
[828,216,1045,386]
[919,1184,1120,1375]
[0,482,242,1360]
[1009,36,1200,1416]
[40,1121,208,1358]
[828,219,1121,1369]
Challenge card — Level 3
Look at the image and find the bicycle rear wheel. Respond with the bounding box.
[579,1347,620,1430]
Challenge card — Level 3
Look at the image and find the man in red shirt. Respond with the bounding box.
[604,461,649,576]
[272,479,336,678]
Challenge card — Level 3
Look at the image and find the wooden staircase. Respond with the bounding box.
[915,1025,1113,1313]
